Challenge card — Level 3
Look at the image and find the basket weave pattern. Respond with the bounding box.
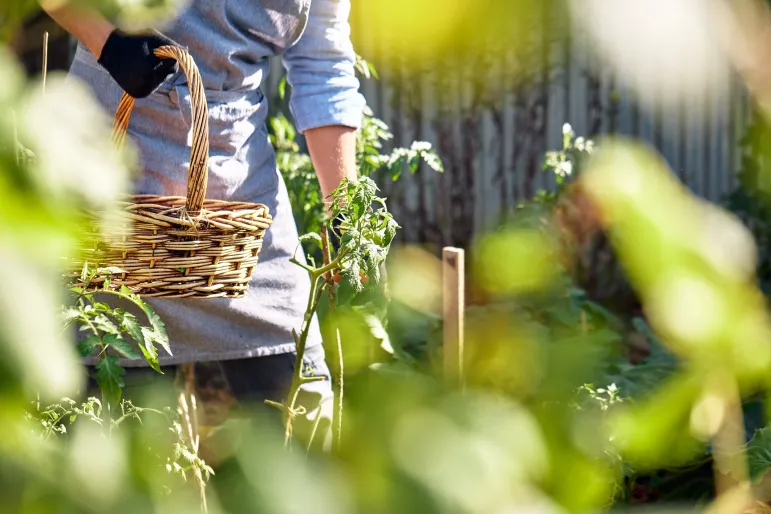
[71,46,273,299]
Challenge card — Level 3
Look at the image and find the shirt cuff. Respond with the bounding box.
[290,89,366,134]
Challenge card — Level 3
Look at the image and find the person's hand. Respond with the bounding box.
[97,29,179,98]
[326,214,345,254]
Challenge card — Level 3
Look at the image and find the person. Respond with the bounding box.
[43,0,365,449]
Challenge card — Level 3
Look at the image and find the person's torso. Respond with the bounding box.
[160,0,311,92]
[67,0,323,363]
[70,0,313,203]
[76,0,312,93]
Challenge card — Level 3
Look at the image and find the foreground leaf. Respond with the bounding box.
[103,334,140,360]
[141,304,170,355]
[76,334,101,358]
[95,356,125,406]
[139,327,163,373]
[747,427,771,482]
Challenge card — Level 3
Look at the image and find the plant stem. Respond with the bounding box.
[178,364,208,514]
[282,272,326,449]
[705,372,752,514]
[95,336,113,420]
[321,227,344,454]
[290,250,347,280]
[43,408,74,440]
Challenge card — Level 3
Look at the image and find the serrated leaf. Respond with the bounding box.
[335,276,357,306]
[343,260,363,293]
[139,327,163,373]
[93,313,119,334]
[366,258,381,286]
[121,311,145,345]
[77,335,101,358]
[383,218,398,247]
[363,314,392,354]
[62,307,82,326]
[747,427,771,481]
[95,356,125,406]
[299,233,323,249]
[141,304,170,355]
[104,334,140,360]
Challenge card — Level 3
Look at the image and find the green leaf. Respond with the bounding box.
[117,310,161,371]
[278,75,287,100]
[141,303,171,356]
[335,275,357,306]
[366,257,381,286]
[62,307,82,326]
[120,311,144,344]
[367,62,379,80]
[137,329,162,374]
[299,233,323,247]
[363,314,392,354]
[344,259,363,293]
[104,334,140,360]
[92,314,120,335]
[95,356,125,406]
[77,335,101,358]
[383,217,398,247]
[747,427,771,481]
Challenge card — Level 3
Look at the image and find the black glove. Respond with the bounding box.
[97,29,180,99]
[327,214,345,254]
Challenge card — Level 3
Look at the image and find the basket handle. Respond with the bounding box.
[111,45,210,213]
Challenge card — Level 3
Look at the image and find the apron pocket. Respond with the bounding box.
[225,0,311,53]
[171,85,266,152]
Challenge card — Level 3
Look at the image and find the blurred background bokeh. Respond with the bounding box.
[6,0,771,513]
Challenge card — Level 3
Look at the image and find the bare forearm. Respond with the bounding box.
[40,1,113,56]
[305,125,358,208]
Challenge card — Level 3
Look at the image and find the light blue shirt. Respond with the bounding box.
[68,0,365,366]
[282,0,365,133]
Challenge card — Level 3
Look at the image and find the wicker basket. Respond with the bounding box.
[70,46,273,299]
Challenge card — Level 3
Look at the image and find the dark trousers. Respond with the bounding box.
[84,344,333,454]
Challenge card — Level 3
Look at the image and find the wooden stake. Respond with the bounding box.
[42,31,49,94]
[442,247,465,386]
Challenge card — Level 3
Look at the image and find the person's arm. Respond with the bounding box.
[281,0,366,210]
[40,1,113,57]
[40,1,179,98]
[305,125,357,205]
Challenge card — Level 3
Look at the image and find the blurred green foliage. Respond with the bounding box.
[7,1,771,513]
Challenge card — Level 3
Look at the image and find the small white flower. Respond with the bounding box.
[556,161,573,176]
[562,123,572,135]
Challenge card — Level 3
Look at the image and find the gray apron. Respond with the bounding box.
[67,0,323,367]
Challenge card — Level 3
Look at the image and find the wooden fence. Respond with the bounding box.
[14,8,752,249]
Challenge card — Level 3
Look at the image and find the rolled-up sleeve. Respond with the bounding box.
[281,0,366,133]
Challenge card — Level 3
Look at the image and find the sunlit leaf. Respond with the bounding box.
[747,427,771,481]
[103,334,140,360]
[95,356,125,406]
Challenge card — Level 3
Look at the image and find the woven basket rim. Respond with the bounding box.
[115,194,273,214]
